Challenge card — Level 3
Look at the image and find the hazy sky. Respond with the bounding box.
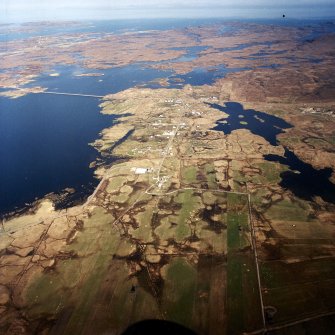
[1,0,335,22]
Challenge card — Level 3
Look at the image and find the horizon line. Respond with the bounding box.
[2,15,335,25]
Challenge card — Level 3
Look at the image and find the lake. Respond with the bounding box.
[210,102,335,203]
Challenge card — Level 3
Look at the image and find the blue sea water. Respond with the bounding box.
[0,94,117,213]
[24,64,174,96]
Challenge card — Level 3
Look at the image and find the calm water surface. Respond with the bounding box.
[0,94,117,214]
[210,102,292,146]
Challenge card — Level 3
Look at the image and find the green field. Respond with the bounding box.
[261,258,335,324]
[24,190,265,335]
[259,198,335,328]
[226,193,264,334]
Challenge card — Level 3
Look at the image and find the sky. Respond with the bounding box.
[1,0,335,22]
